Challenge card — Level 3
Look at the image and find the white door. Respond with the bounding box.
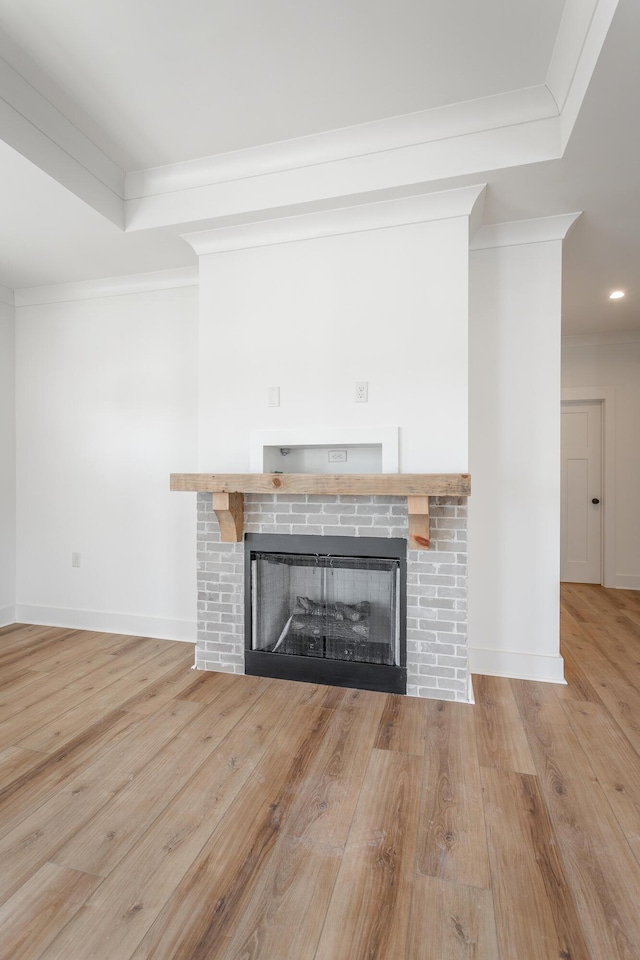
[561,401,602,583]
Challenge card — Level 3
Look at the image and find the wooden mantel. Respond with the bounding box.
[170,473,471,550]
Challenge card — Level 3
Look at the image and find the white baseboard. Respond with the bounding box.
[0,605,16,628]
[468,647,566,684]
[611,575,640,591]
[14,604,196,643]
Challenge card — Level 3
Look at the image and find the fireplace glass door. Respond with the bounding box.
[251,551,401,666]
[244,534,406,693]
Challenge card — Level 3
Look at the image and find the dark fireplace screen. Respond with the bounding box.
[251,551,401,666]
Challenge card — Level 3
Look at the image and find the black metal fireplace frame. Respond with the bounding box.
[244,533,407,694]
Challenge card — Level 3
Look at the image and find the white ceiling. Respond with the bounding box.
[0,0,639,336]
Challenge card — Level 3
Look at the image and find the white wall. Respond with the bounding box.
[198,218,469,472]
[562,336,640,589]
[468,239,565,682]
[15,285,199,640]
[0,299,16,625]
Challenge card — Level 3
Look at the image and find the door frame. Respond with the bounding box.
[561,386,615,588]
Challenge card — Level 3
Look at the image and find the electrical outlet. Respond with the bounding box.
[72,552,81,568]
[355,381,368,402]
[267,386,280,407]
[328,449,347,462]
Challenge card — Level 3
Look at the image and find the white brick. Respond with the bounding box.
[437,655,467,669]
[324,503,356,514]
[220,653,244,665]
[437,677,467,693]
[437,610,466,622]
[417,637,438,650]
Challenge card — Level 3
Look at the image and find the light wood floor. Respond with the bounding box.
[1,583,640,959]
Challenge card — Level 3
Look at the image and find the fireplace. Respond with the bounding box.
[171,469,471,700]
[183,484,471,702]
[244,533,406,693]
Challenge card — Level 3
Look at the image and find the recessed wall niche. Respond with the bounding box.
[251,427,399,474]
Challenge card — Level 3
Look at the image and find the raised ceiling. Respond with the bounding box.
[0,0,638,336]
[0,0,565,168]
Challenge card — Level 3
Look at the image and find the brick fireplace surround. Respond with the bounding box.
[194,492,470,702]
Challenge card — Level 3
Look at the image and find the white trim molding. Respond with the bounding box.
[470,212,582,250]
[469,648,566,684]
[613,575,640,591]
[127,86,556,202]
[562,386,616,588]
[127,120,555,232]
[547,0,620,149]
[562,331,640,347]
[15,604,196,643]
[14,266,199,307]
[183,184,486,256]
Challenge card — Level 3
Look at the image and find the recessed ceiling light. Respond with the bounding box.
[609,290,625,299]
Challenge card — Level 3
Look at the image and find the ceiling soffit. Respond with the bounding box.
[0,56,124,227]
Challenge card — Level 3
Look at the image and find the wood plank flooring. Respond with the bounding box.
[1,582,640,959]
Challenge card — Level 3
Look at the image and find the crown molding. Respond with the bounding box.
[127,86,555,201]
[562,330,640,347]
[470,212,582,250]
[126,109,556,233]
[14,267,198,307]
[0,284,15,307]
[546,0,619,149]
[0,56,125,227]
[182,184,486,256]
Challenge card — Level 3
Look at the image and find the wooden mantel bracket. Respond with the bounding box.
[407,496,430,550]
[212,492,244,542]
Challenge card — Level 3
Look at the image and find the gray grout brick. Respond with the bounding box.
[195,493,469,701]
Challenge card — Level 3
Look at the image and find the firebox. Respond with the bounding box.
[244,533,406,693]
